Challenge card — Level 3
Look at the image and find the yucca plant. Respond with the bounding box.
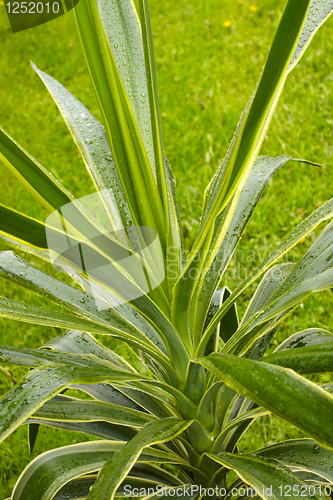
[1,0,333,498]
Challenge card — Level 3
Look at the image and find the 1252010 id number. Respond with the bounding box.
[278,484,332,496]
[5,2,60,13]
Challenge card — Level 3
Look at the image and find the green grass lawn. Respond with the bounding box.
[0,0,333,496]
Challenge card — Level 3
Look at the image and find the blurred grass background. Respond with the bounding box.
[0,0,333,496]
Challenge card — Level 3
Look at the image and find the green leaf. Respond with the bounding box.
[217,289,239,345]
[203,196,333,351]
[125,462,186,486]
[276,328,333,350]
[0,126,72,213]
[0,252,178,378]
[95,1,183,291]
[0,296,119,335]
[240,248,333,356]
[0,340,179,417]
[264,344,333,374]
[235,264,295,361]
[53,475,187,500]
[42,329,144,372]
[171,224,214,350]
[44,330,176,417]
[26,416,138,442]
[163,155,184,288]
[11,440,187,500]
[53,475,97,500]
[0,293,175,369]
[32,63,134,231]
[0,204,48,249]
[71,271,167,340]
[208,452,325,500]
[0,343,134,370]
[268,220,333,301]
[206,0,333,228]
[242,263,295,324]
[52,474,96,500]
[190,157,305,343]
[32,394,156,428]
[72,0,166,240]
[77,380,173,420]
[96,0,157,177]
[197,353,333,449]
[203,288,239,356]
[213,407,270,453]
[107,385,173,420]
[220,259,333,357]
[27,423,39,454]
[186,420,214,454]
[131,295,191,381]
[237,219,333,344]
[180,0,323,284]
[196,382,224,433]
[71,381,144,411]
[255,439,333,484]
[121,381,180,415]
[0,234,51,265]
[183,362,205,408]
[136,0,164,180]
[12,224,188,372]
[0,128,125,261]
[207,0,312,215]
[86,418,191,500]
[136,0,183,291]
[0,251,168,357]
[254,268,333,327]
[288,1,333,73]
[213,385,237,433]
[0,209,139,293]
[0,363,149,444]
